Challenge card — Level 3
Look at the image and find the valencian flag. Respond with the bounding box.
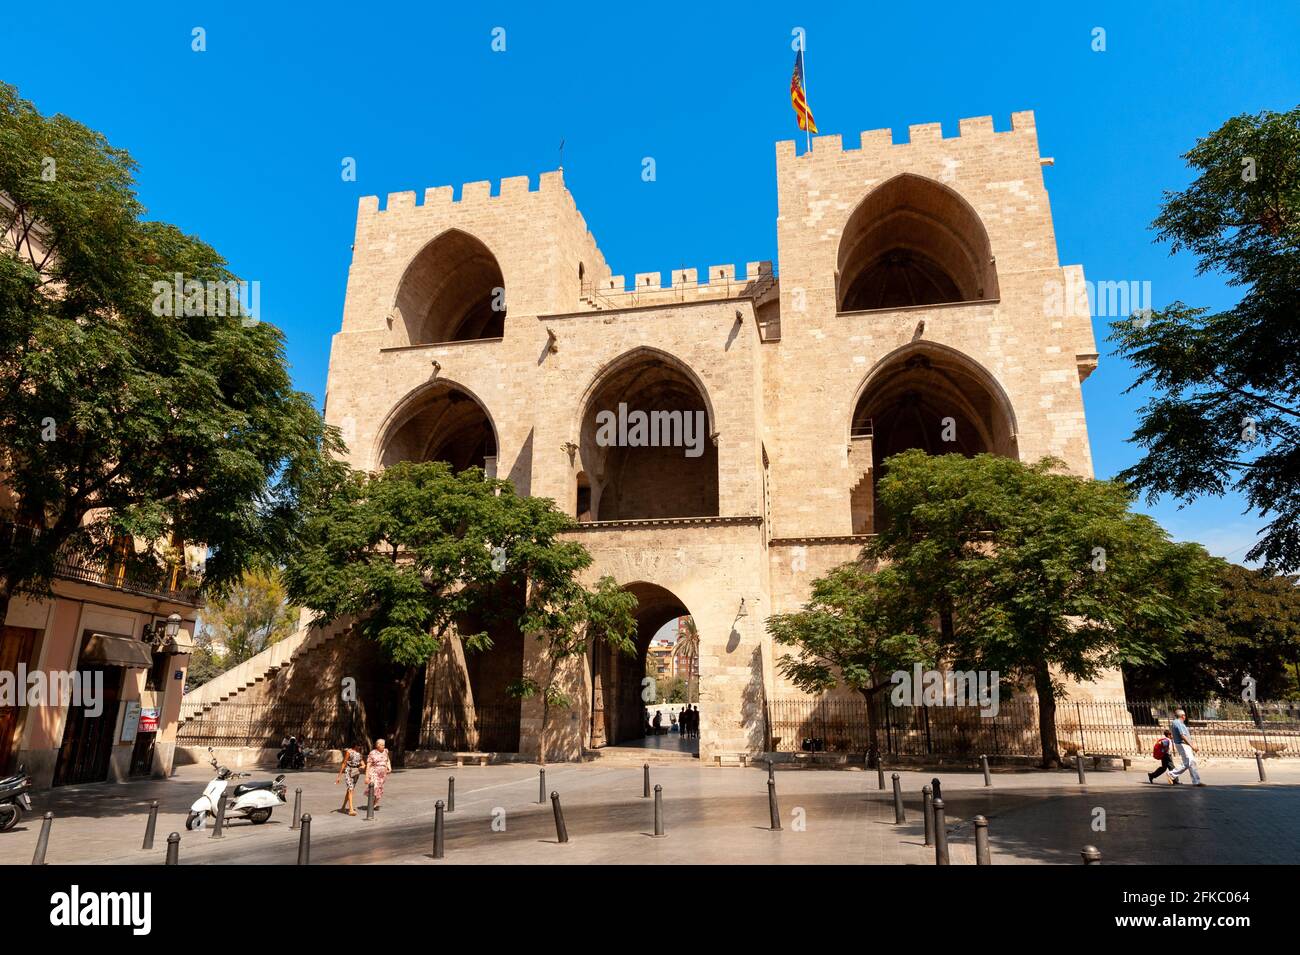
[790,48,817,134]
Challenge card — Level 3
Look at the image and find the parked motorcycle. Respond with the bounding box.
[186,748,286,830]
[277,745,317,771]
[0,765,33,833]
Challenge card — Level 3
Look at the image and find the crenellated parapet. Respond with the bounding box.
[579,261,775,312]
[775,111,1039,162]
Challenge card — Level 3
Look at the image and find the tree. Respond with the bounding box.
[1124,562,1300,700]
[0,82,342,623]
[182,643,225,691]
[1110,106,1300,571]
[282,460,636,764]
[767,563,936,768]
[870,450,1220,767]
[197,567,299,666]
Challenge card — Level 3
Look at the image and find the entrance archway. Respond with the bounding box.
[577,350,718,521]
[850,345,1017,533]
[590,582,699,754]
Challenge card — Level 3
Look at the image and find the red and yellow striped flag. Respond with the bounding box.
[790,48,817,134]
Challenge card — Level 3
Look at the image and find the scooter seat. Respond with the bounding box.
[233,780,276,796]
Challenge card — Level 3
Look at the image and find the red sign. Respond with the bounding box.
[138,708,160,734]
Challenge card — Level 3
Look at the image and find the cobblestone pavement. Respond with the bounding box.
[2,758,1296,865]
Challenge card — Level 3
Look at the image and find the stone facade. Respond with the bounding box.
[320,111,1100,763]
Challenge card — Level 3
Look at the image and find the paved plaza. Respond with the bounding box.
[2,756,1297,866]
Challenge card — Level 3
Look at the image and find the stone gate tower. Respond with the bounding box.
[321,110,1099,763]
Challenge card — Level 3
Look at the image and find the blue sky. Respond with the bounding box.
[9,2,1299,563]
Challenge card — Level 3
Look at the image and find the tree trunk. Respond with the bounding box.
[390,664,420,768]
[1034,665,1061,769]
[348,696,374,754]
[860,687,882,768]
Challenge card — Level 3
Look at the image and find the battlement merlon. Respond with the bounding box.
[355,169,575,219]
[350,167,612,285]
[774,110,1041,163]
[594,261,774,295]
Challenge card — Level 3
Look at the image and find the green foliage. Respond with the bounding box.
[870,452,1219,687]
[1109,106,1300,571]
[197,566,299,666]
[768,563,936,696]
[1126,562,1300,699]
[182,645,225,691]
[778,451,1220,766]
[285,459,636,679]
[0,81,343,608]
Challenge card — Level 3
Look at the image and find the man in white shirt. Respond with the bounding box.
[1167,709,1205,786]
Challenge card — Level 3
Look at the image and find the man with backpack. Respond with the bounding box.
[1148,729,1178,784]
[1167,708,1205,786]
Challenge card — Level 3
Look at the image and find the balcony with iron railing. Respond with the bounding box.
[2,522,203,606]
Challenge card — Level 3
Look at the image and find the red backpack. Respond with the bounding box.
[1152,739,1167,759]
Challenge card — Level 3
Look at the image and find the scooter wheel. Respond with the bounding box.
[0,804,21,833]
[185,811,204,831]
[249,808,272,825]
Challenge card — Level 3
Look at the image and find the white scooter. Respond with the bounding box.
[186,748,287,830]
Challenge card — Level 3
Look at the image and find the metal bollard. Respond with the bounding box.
[931,777,942,802]
[981,755,992,787]
[550,791,569,844]
[538,767,546,804]
[365,782,375,820]
[164,831,180,865]
[877,762,885,791]
[31,812,52,865]
[767,778,782,831]
[290,788,302,830]
[653,784,665,838]
[1256,753,1267,782]
[448,775,455,812]
[1081,845,1102,865]
[932,798,949,865]
[142,800,159,850]
[210,793,227,839]
[1077,752,1088,785]
[433,799,445,859]
[643,763,651,798]
[891,773,906,824]
[768,759,774,783]
[922,785,934,846]
[297,813,311,865]
[974,814,991,865]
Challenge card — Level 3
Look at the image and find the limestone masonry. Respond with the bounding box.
[312,111,1100,762]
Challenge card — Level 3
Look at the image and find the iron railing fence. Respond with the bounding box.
[2,521,202,605]
[420,703,521,753]
[178,701,523,753]
[768,698,1300,759]
[176,703,358,751]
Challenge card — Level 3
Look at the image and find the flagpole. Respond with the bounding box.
[803,45,812,154]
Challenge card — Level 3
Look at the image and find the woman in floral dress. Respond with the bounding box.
[365,738,392,810]
[335,743,365,815]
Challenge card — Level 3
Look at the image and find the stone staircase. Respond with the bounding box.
[180,618,350,719]
[582,746,700,766]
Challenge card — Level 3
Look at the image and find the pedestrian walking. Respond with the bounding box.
[1167,709,1205,786]
[336,742,366,814]
[1147,730,1179,784]
[366,738,393,808]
